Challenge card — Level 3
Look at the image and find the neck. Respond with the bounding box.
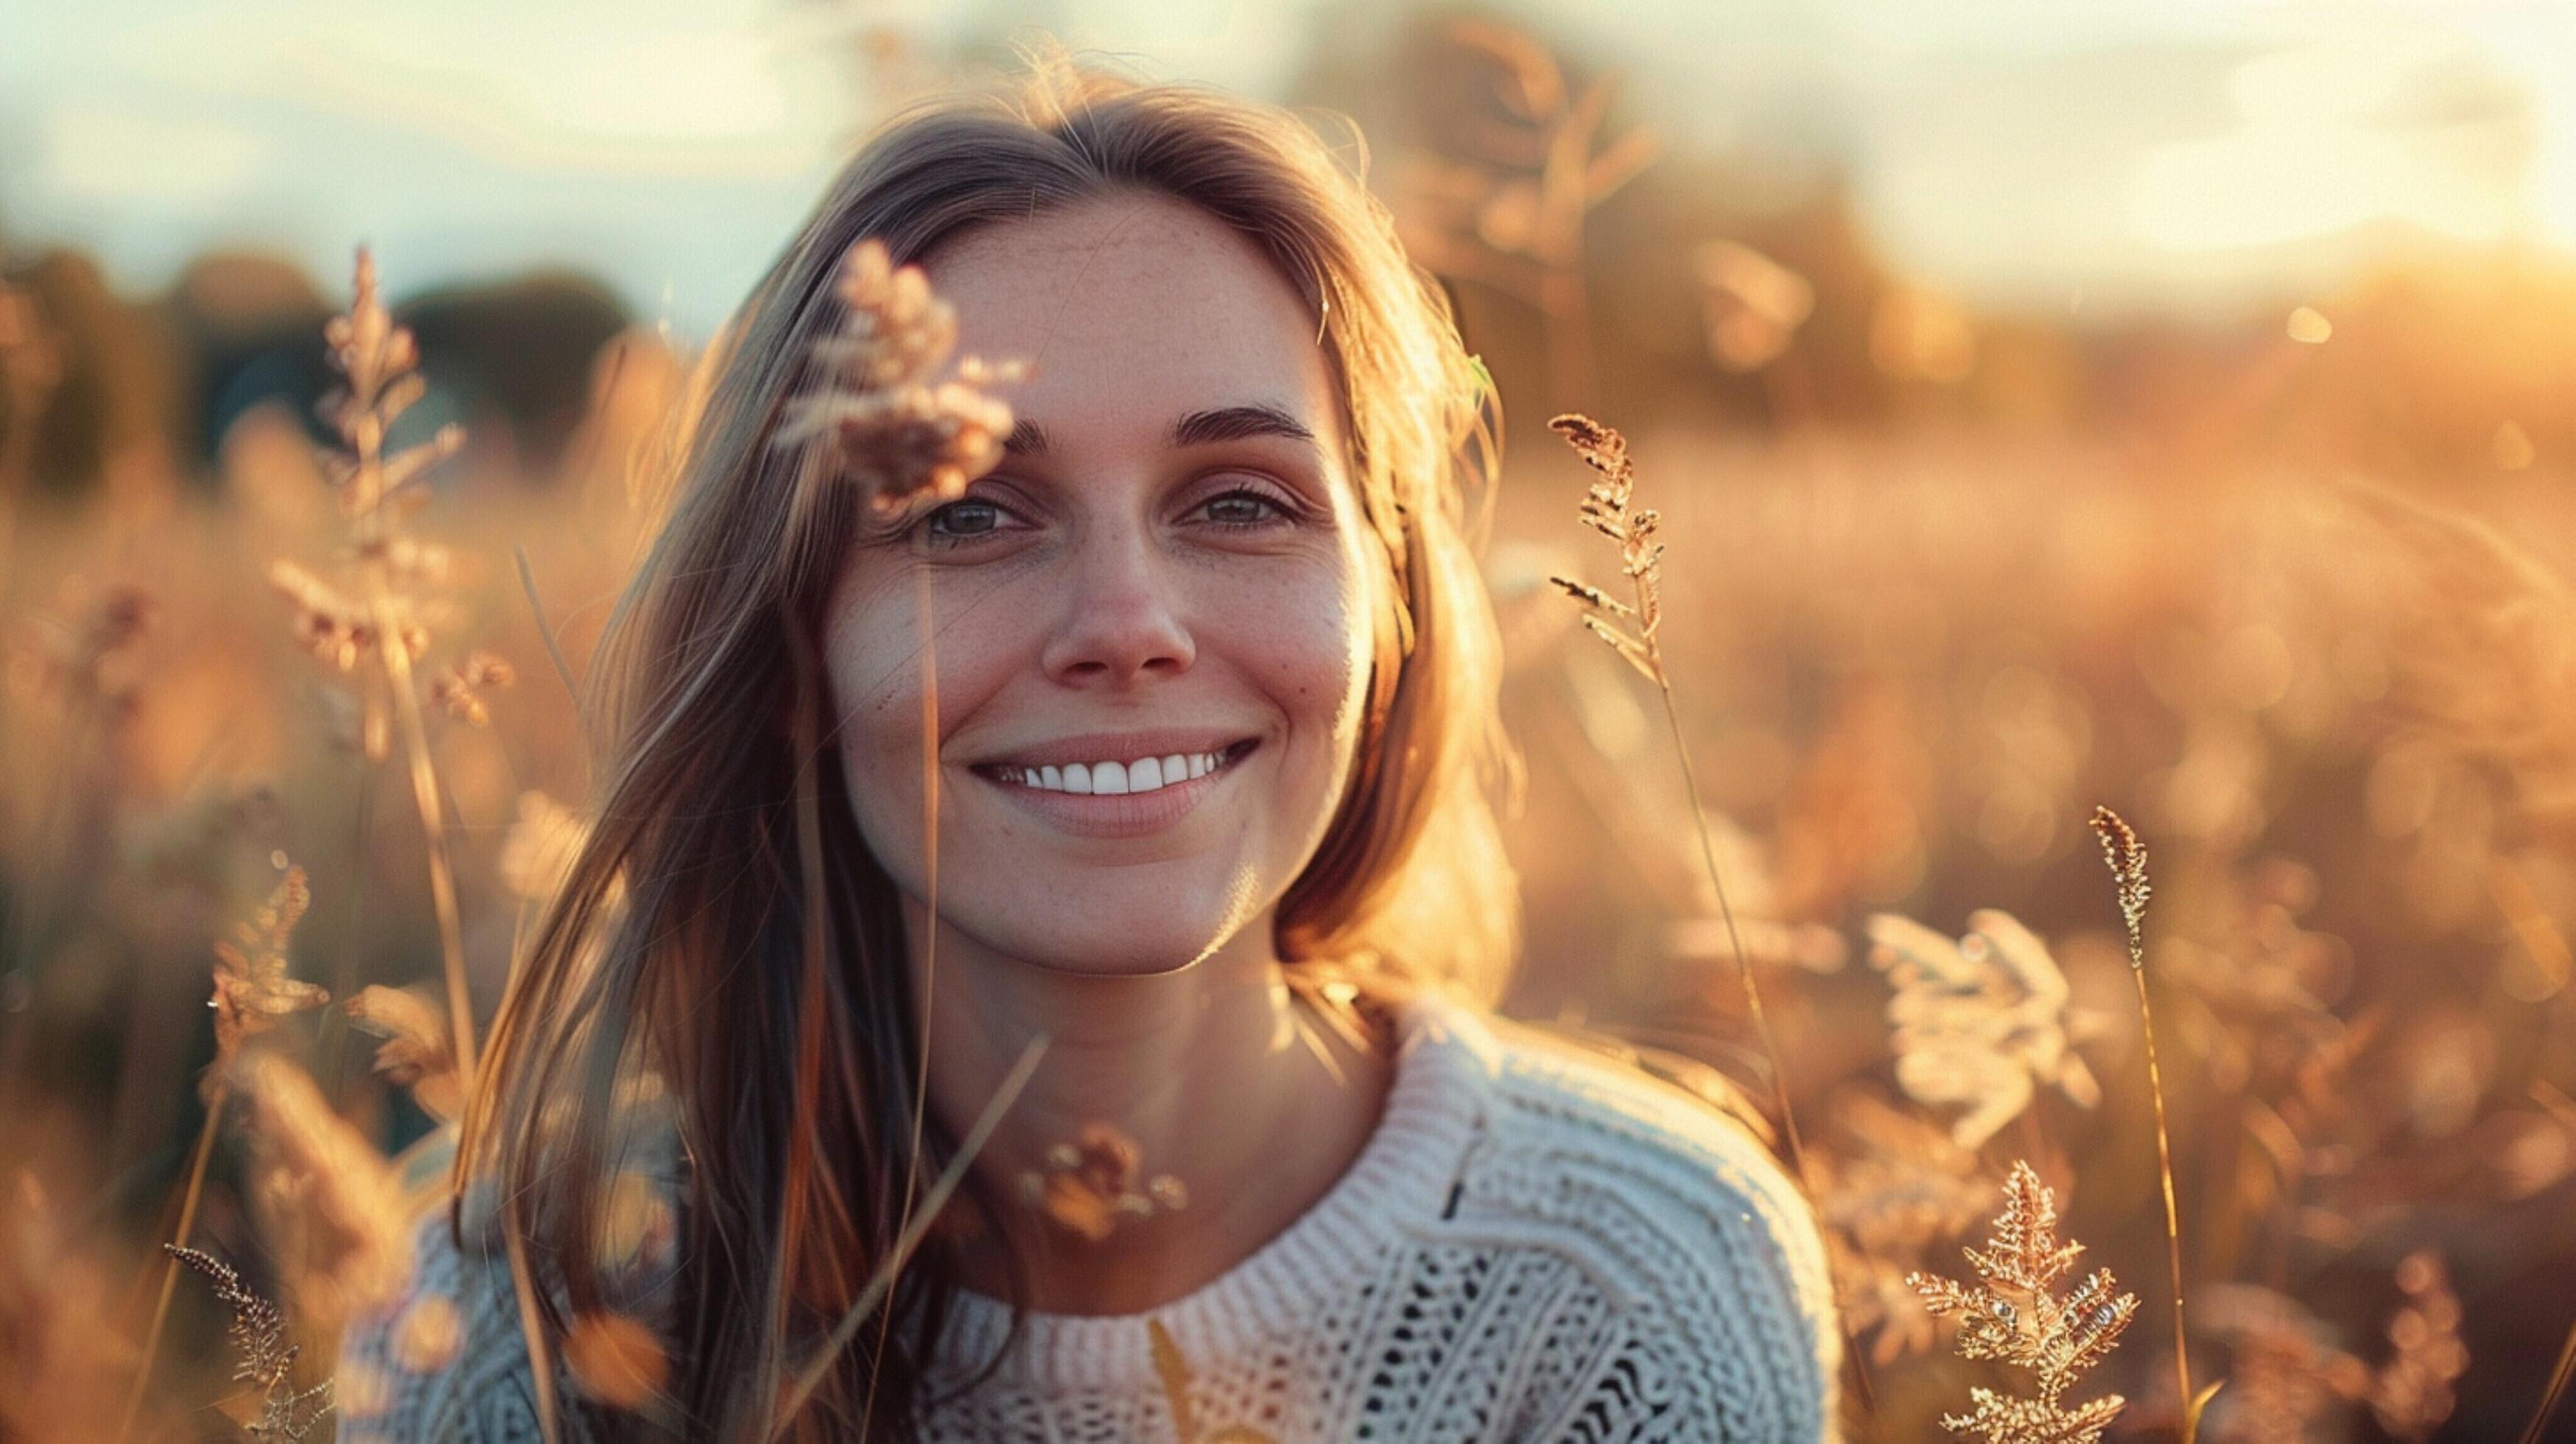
[897,900,1393,1316]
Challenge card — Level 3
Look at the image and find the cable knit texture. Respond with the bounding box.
[339,991,1841,1441]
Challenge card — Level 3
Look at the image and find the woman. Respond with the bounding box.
[340,52,1840,1443]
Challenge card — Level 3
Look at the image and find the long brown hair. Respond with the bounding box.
[458,49,1519,1439]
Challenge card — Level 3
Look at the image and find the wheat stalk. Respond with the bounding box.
[2088,805,2199,1437]
[119,866,328,1442]
[1547,413,1809,1176]
[264,248,486,1084]
[1550,413,1892,1417]
[323,250,481,1084]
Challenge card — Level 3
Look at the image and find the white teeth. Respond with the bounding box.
[996,745,1240,795]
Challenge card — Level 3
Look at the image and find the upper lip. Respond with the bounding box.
[967,728,1258,771]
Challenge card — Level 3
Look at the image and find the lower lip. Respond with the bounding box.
[970,746,1254,839]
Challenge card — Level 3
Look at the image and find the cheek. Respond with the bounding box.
[819,567,1008,861]
[823,569,910,749]
[821,574,908,846]
[1206,547,1378,761]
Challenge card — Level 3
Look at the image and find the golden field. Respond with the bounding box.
[2,15,2573,1442]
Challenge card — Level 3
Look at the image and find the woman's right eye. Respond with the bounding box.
[915,497,1019,548]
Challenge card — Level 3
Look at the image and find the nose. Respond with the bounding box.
[1039,519,1196,686]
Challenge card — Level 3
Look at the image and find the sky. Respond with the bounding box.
[2,0,2572,337]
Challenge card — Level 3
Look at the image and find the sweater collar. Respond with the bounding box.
[927,986,1499,1396]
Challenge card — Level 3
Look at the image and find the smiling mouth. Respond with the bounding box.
[970,738,1260,796]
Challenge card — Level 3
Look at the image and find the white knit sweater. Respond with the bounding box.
[339,991,1841,1441]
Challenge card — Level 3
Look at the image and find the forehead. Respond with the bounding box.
[917,192,1348,461]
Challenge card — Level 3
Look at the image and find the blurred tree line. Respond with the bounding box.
[6,6,2576,521]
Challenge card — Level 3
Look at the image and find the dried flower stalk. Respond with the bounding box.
[773,237,1022,517]
[1017,1121,1190,1242]
[0,581,159,1110]
[0,270,65,561]
[2090,805,2193,1429]
[16,579,154,706]
[1397,18,1658,404]
[282,247,484,1088]
[1548,413,1809,1177]
[427,651,516,726]
[1550,411,1887,1410]
[1813,1090,1994,1365]
[2370,1250,2466,1439]
[208,868,329,1087]
[122,865,328,1442]
[1911,1160,2136,1443]
[231,1049,415,1322]
[2528,1308,2576,1444]
[2198,1283,2368,1443]
[1864,909,2103,1149]
[768,235,1024,1436]
[162,1245,334,1440]
[1693,239,1814,374]
[343,983,461,1121]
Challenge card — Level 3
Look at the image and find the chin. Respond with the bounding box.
[975,913,1238,977]
[920,846,1273,978]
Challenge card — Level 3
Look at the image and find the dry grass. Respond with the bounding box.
[4,23,2576,1440]
[161,1245,333,1440]
[303,247,486,1086]
[1548,411,1812,1182]
[120,863,328,1440]
[1910,1160,2136,1443]
[770,233,1028,1440]
[2089,805,2199,1434]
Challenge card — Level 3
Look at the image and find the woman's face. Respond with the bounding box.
[821,191,1378,977]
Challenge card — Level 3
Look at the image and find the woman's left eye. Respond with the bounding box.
[1195,486,1296,530]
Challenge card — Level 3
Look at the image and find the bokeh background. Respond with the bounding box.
[4,1,2573,1439]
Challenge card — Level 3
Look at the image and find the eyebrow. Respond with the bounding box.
[1000,403,1318,458]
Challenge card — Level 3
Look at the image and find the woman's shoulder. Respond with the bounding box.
[1420,996,1843,1427]
[337,1202,564,1441]
[335,1125,686,1442]
[1429,997,1815,1235]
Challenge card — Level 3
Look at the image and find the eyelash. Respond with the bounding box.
[912,484,1299,549]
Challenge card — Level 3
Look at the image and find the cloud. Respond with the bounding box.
[38,99,273,206]
[2130,26,2538,251]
